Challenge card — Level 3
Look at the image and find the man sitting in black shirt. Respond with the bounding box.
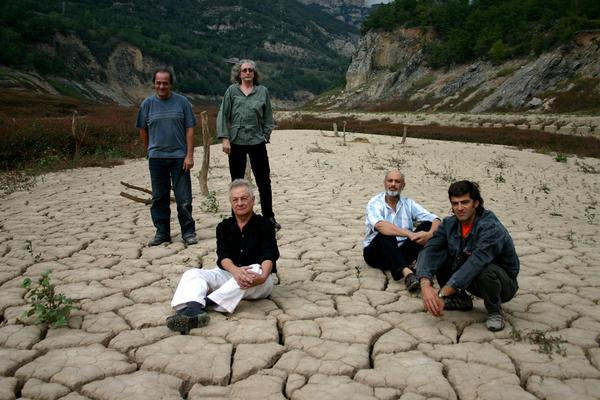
[167,179,279,334]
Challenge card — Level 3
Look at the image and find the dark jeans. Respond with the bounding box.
[437,263,518,314]
[228,142,274,218]
[363,221,432,277]
[149,158,195,239]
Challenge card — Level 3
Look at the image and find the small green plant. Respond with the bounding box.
[21,270,75,328]
[423,164,457,183]
[200,191,219,214]
[554,154,568,163]
[355,265,361,279]
[512,329,566,356]
[494,173,505,184]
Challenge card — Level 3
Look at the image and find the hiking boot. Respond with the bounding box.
[148,236,171,246]
[486,312,505,331]
[404,273,419,292]
[166,309,210,334]
[183,235,198,246]
[443,291,473,311]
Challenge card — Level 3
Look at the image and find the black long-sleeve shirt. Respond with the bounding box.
[216,213,279,273]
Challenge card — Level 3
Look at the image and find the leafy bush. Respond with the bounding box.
[22,269,75,328]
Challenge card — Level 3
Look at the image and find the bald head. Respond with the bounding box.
[384,169,405,198]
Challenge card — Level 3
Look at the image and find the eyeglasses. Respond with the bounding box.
[241,68,254,73]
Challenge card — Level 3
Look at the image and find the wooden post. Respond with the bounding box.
[343,121,347,146]
[401,126,407,144]
[333,122,338,137]
[197,111,210,195]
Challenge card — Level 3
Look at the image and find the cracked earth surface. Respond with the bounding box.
[1,129,599,399]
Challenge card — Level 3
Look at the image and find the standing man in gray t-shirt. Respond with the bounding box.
[136,68,198,246]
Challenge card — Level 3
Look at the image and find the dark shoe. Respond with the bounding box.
[268,217,281,231]
[166,309,210,334]
[404,273,419,292]
[183,235,198,246]
[443,291,473,311]
[486,312,505,331]
[148,236,171,246]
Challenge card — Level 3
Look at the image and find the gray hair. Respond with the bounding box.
[230,59,261,85]
[229,179,255,198]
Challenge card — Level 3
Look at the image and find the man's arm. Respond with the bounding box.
[216,88,232,154]
[262,88,274,142]
[411,218,441,245]
[183,127,194,170]
[374,220,416,239]
[139,128,149,150]
[416,220,451,316]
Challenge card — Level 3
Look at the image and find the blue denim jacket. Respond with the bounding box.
[416,209,519,290]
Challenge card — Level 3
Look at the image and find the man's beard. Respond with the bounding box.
[385,189,402,197]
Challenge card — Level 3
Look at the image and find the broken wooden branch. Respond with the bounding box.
[120,192,152,204]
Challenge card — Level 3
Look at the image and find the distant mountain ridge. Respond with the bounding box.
[0,0,360,105]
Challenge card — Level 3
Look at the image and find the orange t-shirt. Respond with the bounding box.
[461,222,473,239]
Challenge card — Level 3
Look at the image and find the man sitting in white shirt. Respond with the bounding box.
[363,169,441,291]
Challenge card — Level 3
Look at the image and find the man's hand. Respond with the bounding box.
[421,280,444,317]
[183,155,194,171]
[222,138,231,155]
[412,230,432,246]
[231,266,258,289]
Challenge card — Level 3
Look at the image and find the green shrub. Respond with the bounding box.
[22,269,75,328]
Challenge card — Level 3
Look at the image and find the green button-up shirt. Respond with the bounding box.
[216,84,274,145]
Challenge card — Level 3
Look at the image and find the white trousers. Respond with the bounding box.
[170,264,274,314]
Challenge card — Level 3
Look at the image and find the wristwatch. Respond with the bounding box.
[437,290,447,299]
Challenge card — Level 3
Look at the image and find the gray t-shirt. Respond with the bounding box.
[136,93,197,158]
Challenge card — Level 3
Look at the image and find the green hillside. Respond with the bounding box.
[362,0,600,67]
[0,0,357,99]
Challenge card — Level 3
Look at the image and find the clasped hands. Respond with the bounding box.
[232,266,262,289]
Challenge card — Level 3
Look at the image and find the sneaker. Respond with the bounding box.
[268,217,281,231]
[183,235,198,246]
[148,236,171,246]
[486,312,505,331]
[443,291,473,311]
[166,309,210,334]
[404,273,419,292]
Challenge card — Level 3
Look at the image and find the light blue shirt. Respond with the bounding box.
[363,192,439,248]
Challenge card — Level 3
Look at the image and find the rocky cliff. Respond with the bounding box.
[2,34,162,106]
[314,28,600,114]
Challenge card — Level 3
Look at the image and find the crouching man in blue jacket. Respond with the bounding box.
[416,180,519,331]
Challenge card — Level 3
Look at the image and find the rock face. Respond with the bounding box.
[319,28,600,113]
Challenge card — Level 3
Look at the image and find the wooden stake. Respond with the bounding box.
[198,111,210,195]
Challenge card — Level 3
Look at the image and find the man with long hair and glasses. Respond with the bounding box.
[417,180,520,331]
[217,59,280,231]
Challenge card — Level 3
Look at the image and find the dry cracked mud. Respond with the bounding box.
[1,129,599,399]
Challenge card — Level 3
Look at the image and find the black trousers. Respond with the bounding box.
[437,263,518,314]
[363,221,432,277]
[228,142,274,218]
